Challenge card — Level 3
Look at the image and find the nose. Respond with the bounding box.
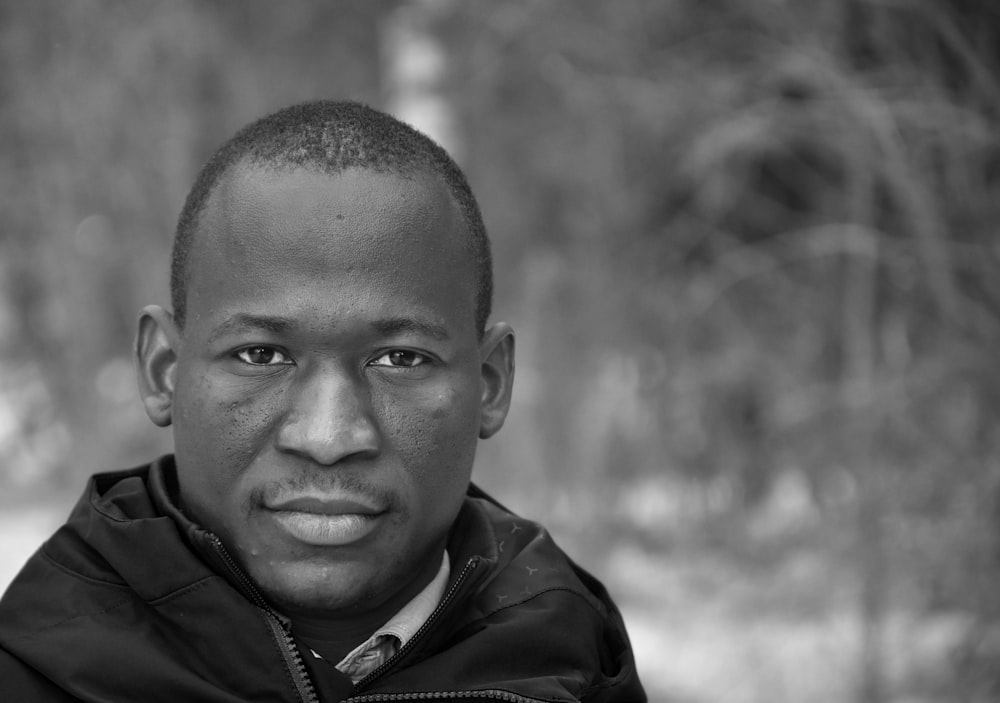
[275,367,380,466]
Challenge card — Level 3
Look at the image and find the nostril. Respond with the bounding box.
[275,415,380,465]
[274,374,380,465]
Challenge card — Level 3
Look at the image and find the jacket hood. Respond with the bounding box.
[0,460,301,702]
[366,483,646,702]
[0,457,645,702]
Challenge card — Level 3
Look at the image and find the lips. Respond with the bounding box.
[268,495,382,515]
[265,494,385,546]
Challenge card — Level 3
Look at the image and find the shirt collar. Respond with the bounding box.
[331,550,451,679]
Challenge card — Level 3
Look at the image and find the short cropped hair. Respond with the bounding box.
[170,100,492,334]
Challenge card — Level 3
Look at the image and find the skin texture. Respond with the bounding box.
[136,165,515,628]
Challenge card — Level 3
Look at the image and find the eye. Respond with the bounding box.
[235,346,293,366]
[369,349,428,368]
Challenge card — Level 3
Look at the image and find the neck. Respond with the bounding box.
[288,548,446,662]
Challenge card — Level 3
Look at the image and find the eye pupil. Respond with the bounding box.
[390,350,417,366]
[245,347,273,364]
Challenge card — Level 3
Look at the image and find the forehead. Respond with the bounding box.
[195,163,471,272]
[184,164,477,324]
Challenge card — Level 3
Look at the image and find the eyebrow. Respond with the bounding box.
[206,313,451,343]
[207,314,294,344]
[371,317,451,341]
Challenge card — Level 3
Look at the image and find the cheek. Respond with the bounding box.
[381,381,481,484]
[174,369,285,485]
[219,388,286,464]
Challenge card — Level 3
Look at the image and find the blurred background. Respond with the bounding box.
[2,1,1000,701]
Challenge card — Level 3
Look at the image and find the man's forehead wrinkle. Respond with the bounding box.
[205,312,453,345]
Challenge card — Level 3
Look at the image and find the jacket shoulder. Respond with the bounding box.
[461,487,609,619]
[385,487,647,702]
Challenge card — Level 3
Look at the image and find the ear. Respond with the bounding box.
[478,322,515,440]
[135,305,181,428]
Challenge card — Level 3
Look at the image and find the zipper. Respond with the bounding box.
[347,556,551,702]
[210,535,319,703]
[210,542,517,703]
[350,556,481,694]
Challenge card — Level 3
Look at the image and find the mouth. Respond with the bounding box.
[264,495,386,546]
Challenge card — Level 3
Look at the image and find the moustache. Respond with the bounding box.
[248,472,402,515]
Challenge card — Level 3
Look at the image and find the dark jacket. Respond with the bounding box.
[0,457,646,702]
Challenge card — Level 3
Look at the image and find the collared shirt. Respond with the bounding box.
[309,551,451,683]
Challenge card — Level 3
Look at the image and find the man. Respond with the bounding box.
[0,101,645,702]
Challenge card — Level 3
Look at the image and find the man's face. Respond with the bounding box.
[154,165,509,618]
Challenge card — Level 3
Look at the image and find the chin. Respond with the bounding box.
[256,562,380,615]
